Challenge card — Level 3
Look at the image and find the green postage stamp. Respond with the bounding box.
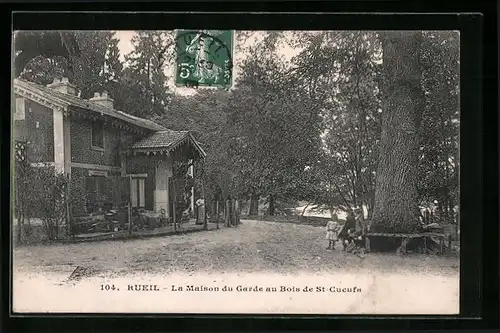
[175,30,234,88]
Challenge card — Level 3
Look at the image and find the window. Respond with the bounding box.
[130,177,146,208]
[91,121,104,149]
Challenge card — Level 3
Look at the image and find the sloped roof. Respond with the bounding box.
[130,130,207,157]
[131,129,189,149]
[13,78,167,131]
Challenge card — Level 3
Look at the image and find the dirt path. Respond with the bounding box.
[14,221,458,275]
[14,219,459,276]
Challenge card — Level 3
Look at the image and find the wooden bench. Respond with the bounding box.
[365,232,447,255]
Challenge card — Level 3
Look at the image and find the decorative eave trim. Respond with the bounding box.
[125,133,206,158]
[169,136,189,153]
[14,84,69,116]
[125,148,172,156]
[187,132,207,158]
[168,133,206,158]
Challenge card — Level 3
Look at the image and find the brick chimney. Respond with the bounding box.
[89,91,114,109]
[46,77,77,95]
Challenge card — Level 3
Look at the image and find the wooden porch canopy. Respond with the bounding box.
[125,129,207,159]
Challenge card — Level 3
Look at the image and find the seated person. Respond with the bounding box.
[343,208,367,253]
[339,210,356,251]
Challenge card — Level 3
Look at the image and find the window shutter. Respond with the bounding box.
[130,178,138,207]
[138,178,145,207]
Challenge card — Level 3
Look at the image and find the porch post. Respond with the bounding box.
[154,158,171,217]
[63,114,71,177]
[14,97,26,140]
[53,107,65,173]
[189,162,195,213]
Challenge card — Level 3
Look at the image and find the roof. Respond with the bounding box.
[131,129,189,149]
[13,78,167,131]
[130,130,207,157]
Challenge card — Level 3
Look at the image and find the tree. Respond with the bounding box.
[18,55,68,86]
[289,30,459,229]
[418,31,460,224]
[70,31,117,98]
[284,31,383,218]
[101,35,125,105]
[370,31,424,233]
[226,40,323,215]
[104,36,124,83]
[18,31,123,102]
[14,31,80,77]
[122,31,174,117]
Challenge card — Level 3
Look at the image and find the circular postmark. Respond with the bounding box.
[174,30,233,89]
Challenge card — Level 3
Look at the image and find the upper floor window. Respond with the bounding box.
[91,120,104,149]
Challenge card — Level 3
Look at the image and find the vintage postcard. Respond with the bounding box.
[11,29,460,314]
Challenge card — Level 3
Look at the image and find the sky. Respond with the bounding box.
[114,30,300,95]
[115,31,136,60]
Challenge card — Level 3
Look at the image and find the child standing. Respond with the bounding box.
[326,214,341,250]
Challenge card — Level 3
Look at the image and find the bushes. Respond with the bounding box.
[15,164,70,243]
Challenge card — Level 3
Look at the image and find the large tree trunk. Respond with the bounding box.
[268,194,275,216]
[371,31,424,234]
[366,200,374,220]
[225,199,232,227]
[248,194,259,216]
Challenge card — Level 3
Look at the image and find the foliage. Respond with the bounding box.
[172,161,194,221]
[18,55,68,86]
[418,31,460,222]
[222,41,323,214]
[18,31,124,102]
[14,31,80,78]
[283,31,459,223]
[289,31,382,217]
[15,163,71,241]
[120,31,175,117]
[70,31,117,98]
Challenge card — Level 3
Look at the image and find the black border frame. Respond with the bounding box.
[2,1,497,332]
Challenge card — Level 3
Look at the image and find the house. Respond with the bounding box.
[13,77,206,219]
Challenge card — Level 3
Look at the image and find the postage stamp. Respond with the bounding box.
[174,30,233,88]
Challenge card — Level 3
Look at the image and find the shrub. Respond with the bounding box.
[28,167,70,240]
[15,164,70,242]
